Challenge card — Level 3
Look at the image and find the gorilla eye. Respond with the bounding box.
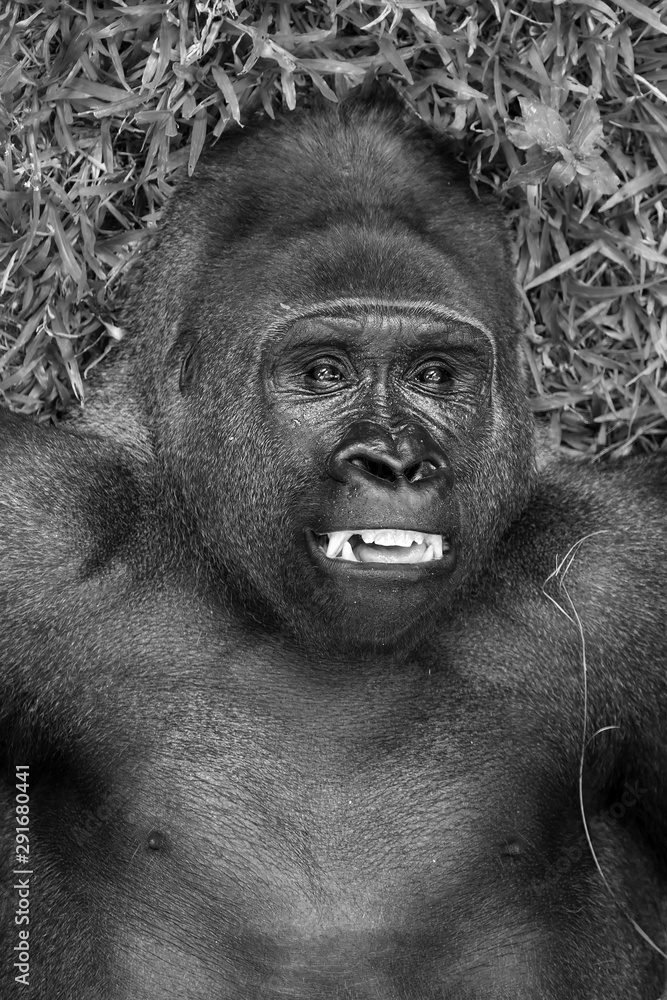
[417,365,451,385]
[307,364,344,384]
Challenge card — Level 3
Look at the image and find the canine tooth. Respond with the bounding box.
[423,545,435,562]
[431,534,443,559]
[326,531,349,558]
[361,530,376,544]
[341,539,357,561]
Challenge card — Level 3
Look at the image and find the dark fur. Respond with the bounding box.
[1,92,666,999]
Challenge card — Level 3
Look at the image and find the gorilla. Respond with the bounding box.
[1,89,667,1000]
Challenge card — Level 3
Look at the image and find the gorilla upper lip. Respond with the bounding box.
[318,528,446,564]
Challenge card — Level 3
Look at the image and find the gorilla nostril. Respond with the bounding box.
[350,456,397,482]
[404,460,439,483]
[329,422,450,486]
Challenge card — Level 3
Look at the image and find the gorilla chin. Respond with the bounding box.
[293,529,459,657]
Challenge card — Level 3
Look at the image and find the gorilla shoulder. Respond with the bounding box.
[0,409,143,599]
[490,454,667,651]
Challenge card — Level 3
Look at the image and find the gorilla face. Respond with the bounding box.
[125,95,536,653]
[166,304,532,654]
[267,309,485,599]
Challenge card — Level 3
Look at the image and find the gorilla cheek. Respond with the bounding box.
[178,415,311,626]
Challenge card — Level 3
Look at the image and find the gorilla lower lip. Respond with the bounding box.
[320,529,445,564]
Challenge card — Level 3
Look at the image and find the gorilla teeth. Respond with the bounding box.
[322,530,444,562]
[361,529,424,546]
[341,539,356,561]
[326,531,351,558]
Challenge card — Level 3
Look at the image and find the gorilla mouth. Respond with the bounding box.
[318,529,446,564]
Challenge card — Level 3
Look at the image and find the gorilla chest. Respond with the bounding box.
[104,713,553,998]
[34,581,659,999]
[69,627,585,999]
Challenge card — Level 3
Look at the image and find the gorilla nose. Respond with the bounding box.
[328,421,449,486]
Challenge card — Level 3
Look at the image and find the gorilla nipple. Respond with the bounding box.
[146,830,167,852]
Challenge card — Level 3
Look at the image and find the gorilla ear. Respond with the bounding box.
[179,335,200,395]
[166,329,200,396]
[180,344,199,395]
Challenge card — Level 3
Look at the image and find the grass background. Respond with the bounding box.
[1,0,666,457]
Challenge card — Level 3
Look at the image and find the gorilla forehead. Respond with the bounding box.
[186,96,486,238]
[148,97,519,337]
[189,224,509,347]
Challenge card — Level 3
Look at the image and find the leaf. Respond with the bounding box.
[505,120,537,149]
[211,65,241,123]
[48,79,134,103]
[576,156,621,198]
[378,38,414,84]
[260,38,297,72]
[504,151,558,188]
[524,240,605,290]
[549,159,577,186]
[281,68,296,110]
[0,60,27,95]
[569,99,604,157]
[517,97,568,152]
[410,5,438,33]
[49,207,84,285]
[598,165,664,212]
[306,69,338,103]
[188,109,207,176]
[54,333,84,401]
[613,0,667,35]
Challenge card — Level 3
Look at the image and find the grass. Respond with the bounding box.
[1,0,666,456]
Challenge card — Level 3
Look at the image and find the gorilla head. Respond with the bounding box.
[87,91,536,653]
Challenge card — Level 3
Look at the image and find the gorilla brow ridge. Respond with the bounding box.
[274,297,497,348]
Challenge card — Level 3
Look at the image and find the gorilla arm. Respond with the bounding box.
[504,455,667,881]
[0,409,144,739]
